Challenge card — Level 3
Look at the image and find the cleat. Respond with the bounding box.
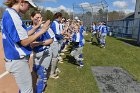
[58,61,64,64]
[49,74,59,79]
[55,68,61,73]
[60,53,65,56]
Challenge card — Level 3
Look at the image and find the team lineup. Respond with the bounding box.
[0,0,108,93]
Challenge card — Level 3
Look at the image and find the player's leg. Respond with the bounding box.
[5,59,33,93]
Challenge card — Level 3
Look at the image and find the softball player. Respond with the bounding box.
[71,23,85,67]
[90,22,98,43]
[50,12,68,78]
[100,22,108,48]
[96,22,103,45]
[27,11,55,93]
[50,12,63,78]
[1,0,50,93]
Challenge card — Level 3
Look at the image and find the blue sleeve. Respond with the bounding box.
[44,32,52,39]
[72,33,76,42]
[55,34,64,40]
[80,26,84,33]
[26,26,32,32]
[50,22,57,34]
[3,14,20,43]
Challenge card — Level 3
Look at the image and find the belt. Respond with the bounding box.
[34,46,50,53]
[4,59,12,62]
[4,55,30,62]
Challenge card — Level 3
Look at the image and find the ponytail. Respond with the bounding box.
[4,0,18,7]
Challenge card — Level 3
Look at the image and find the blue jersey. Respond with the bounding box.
[1,8,32,60]
[101,25,108,34]
[50,19,60,35]
[98,25,103,32]
[27,26,55,53]
[72,32,84,47]
[50,19,64,41]
[80,26,85,34]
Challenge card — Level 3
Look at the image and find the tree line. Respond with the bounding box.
[0,6,130,22]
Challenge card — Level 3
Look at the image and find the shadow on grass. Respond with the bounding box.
[85,39,91,43]
[91,42,99,46]
[63,55,79,66]
[85,39,99,46]
[63,46,79,66]
[116,38,139,47]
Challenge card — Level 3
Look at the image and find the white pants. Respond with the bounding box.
[33,47,52,69]
[50,41,59,75]
[5,58,33,93]
[71,47,83,62]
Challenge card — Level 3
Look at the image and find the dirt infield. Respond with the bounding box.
[0,33,18,93]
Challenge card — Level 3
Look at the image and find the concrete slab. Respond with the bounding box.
[92,66,140,93]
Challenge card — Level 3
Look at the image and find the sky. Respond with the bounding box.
[0,0,136,14]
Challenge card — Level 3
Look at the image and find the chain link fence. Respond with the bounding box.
[107,18,140,43]
[73,0,108,30]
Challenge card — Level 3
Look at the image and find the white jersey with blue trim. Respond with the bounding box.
[72,32,85,47]
[1,8,32,60]
[92,25,98,31]
[27,26,55,52]
[59,23,64,33]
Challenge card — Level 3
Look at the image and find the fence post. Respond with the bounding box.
[137,20,140,44]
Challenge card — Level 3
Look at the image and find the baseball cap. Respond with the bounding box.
[24,0,37,8]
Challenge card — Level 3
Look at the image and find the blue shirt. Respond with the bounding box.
[50,19,63,41]
[98,25,103,32]
[101,25,108,34]
[27,26,55,52]
[1,8,32,60]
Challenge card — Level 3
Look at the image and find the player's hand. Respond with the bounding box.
[41,20,50,32]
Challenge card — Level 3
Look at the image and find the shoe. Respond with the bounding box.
[58,57,63,63]
[77,65,84,68]
[61,49,67,52]
[100,45,104,48]
[58,56,63,60]
[79,61,84,66]
[58,61,64,63]
[49,74,59,79]
[55,68,61,73]
[60,53,65,56]
[100,45,105,48]
[79,58,84,61]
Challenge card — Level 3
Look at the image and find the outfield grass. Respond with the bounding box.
[45,33,140,93]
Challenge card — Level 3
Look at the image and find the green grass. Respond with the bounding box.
[45,33,140,93]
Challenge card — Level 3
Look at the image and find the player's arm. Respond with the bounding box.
[20,20,50,47]
[42,38,53,46]
[28,20,43,36]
